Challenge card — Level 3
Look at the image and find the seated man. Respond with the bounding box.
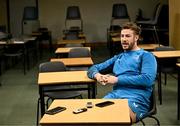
[87,22,157,123]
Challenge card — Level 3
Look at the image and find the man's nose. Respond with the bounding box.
[121,37,127,41]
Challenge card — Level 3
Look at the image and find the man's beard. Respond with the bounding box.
[121,42,135,51]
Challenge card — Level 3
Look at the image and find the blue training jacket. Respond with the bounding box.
[87,49,157,120]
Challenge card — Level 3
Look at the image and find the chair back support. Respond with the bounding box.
[39,61,66,73]
[112,3,129,19]
[65,6,83,33]
[23,6,38,20]
[152,3,163,25]
[155,46,177,89]
[66,6,81,20]
[138,85,160,125]
[148,85,157,115]
[68,48,91,58]
[65,32,79,40]
[110,3,130,28]
[155,46,177,67]
[155,46,175,51]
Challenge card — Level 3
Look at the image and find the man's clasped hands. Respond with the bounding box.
[94,73,118,85]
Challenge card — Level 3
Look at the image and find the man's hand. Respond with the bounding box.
[103,74,118,85]
[94,73,107,85]
[94,73,118,85]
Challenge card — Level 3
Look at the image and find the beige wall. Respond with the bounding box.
[39,0,160,43]
[9,0,168,43]
[169,0,180,49]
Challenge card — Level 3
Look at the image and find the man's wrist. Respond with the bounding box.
[94,73,100,80]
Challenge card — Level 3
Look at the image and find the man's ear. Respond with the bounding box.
[135,35,139,41]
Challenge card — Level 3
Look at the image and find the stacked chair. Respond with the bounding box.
[107,3,130,56]
[136,3,169,45]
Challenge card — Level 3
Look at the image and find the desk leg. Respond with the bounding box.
[88,83,96,99]
[39,86,45,117]
[178,70,180,120]
[157,60,162,105]
[49,35,53,53]
[88,84,91,99]
[92,82,96,98]
[158,71,162,105]
[23,45,26,75]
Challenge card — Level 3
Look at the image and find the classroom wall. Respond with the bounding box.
[9,0,168,44]
[39,0,159,43]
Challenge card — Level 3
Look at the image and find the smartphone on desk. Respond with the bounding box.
[95,101,114,107]
[45,106,66,115]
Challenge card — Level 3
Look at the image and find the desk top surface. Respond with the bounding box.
[176,63,180,67]
[55,47,91,54]
[112,37,121,42]
[138,44,161,50]
[152,50,180,58]
[38,71,94,85]
[111,37,161,50]
[50,57,93,66]
[40,99,130,125]
[0,37,36,45]
[57,39,86,44]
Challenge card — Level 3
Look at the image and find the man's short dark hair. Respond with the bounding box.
[122,22,141,35]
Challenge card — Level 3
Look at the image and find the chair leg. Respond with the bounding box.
[46,97,52,109]
[164,73,167,85]
[153,26,160,45]
[140,120,145,126]
[157,71,162,104]
[77,94,83,99]
[23,53,26,75]
[148,115,160,126]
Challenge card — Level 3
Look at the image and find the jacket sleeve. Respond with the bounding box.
[117,52,157,87]
[87,55,118,79]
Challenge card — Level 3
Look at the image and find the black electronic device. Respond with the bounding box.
[45,106,66,115]
[95,101,114,107]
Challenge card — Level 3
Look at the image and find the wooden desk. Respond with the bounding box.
[38,71,96,116]
[111,37,121,42]
[176,63,180,120]
[109,37,162,56]
[63,33,86,39]
[55,47,91,57]
[152,50,180,58]
[50,57,93,67]
[110,32,120,37]
[112,39,161,50]
[0,37,37,74]
[152,50,180,105]
[112,37,161,50]
[138,44,162,50]
[32,30,53,55]
[57,39,86,46]
[40,99,131,126]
